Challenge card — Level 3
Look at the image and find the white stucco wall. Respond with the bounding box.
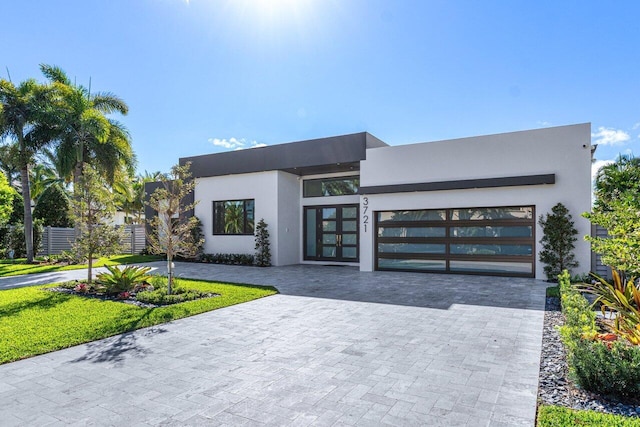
[276,171,301,266]
[194,171,280,263]
[359,123,593,279]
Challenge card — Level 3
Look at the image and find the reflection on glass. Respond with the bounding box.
[451,226,532,238]
[378,243,446,254]
[343,234,357,245]
[378,258,446,271]
[450,244,532,256]
[342,247,357,258]
[449,261,532,274]
[303,177,360,197]
[342,207,357,218]
[377,210,446,222]
[323,247,336,257]
[322,234,337,245]
[377,227,446,238]
[342,221,357,232]
[322,208,337,219]
[322,221,336,232]
[306,209,316,257]
[450,207,533,221]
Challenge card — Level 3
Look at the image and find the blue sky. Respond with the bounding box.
[2,0,639,176]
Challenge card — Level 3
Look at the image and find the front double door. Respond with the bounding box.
[304,204,359,262]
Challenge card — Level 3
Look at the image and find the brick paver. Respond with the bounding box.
[0,263,546,426]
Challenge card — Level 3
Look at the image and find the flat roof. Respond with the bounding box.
[180,132,387,178]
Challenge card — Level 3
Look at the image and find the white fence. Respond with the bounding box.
[38,224,146,256]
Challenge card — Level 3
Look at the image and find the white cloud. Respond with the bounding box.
[632,122,640,130]
[591,159,615,182]
[537,121,551,127]
[591,126,630,146]
[208,137,267,151]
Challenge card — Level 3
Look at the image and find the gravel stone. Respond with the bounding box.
[538,296,640,417]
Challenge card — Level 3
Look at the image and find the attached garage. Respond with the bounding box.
[375,206,535,277]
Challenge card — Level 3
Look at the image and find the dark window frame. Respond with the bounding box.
[303,175,360,198]
[212,199,255,235]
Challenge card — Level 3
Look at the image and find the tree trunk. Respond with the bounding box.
[19,136,34,263]
[167,254,173,295]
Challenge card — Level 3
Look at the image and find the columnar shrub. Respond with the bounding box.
[254,218,271,267]
[539,203,579,281]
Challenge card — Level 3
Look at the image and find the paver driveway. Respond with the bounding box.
[0,262,547,426]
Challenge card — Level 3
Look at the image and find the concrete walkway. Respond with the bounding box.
[0,262,546,426]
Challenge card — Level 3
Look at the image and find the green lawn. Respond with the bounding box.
[0,254,163,277]
[538,405,640,426]
[0,278,277,364]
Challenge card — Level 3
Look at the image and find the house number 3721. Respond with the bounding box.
[361,197,369,233]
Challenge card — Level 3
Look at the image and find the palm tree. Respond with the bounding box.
[0,77,60,262]
[40,65,135,191]
[594,153,640,211]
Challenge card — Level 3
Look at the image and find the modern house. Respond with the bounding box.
[154,123,592,280]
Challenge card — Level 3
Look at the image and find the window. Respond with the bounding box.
[212,200,255,235]
[303,176,359,197]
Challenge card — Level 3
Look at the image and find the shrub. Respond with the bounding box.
[95,265,152,295]
[254,219,271,267]
[33,184,73,227]
[201,253,254,266]
[135,276,210,305]
[539,203,579,281]
[558,270,640,400]
[6,220,43,258]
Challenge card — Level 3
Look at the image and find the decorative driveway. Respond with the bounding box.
[0,263,546,426]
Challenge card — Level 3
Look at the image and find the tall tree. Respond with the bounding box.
[40,65,136,191]
[0,76,59,262]
[539,203,579,280]
[147,162,201,294]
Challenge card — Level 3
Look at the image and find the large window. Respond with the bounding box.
[213,200,255,235]
[375,206,535,277]
[303,176,359,197]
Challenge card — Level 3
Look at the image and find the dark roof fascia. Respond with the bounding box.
[358,174,556,195]
[181,132,388,179]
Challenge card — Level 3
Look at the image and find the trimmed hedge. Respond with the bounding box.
[538,405,640,426]
[558,270,640,399]
[201,253,255,266]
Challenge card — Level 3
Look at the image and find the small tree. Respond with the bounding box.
[539,203,579,281]
[71,164,123,283]
[33,183,73,227]
[584,195,640,276]
[254,218,271,267]
[146,162,201,294]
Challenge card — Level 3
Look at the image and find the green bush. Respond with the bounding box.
[6,220,43,258]
[201,253,255,266]
[558,270,640,399]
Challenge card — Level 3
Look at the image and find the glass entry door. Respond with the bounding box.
[304,205,359,262]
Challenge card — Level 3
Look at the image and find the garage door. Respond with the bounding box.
[375,206,535,277]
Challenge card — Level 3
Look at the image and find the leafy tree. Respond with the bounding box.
[33,183,73,227]
[8,191,23,224]
[539,203,579,280]
[0,75,61,262]
[71,164,123,283]
[147,162,201,294]
[40,65,136,194]
[254,219,271,267]
[0,171,15,225]
[585,195,640,276]
[594,154,640,211]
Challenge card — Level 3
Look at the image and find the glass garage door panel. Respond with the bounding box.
[375,206,535,277]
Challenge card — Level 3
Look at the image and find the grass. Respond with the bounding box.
[0,254,163,277]
[546,285,560,298]
[0,278,277,364]
[537,405,640,426]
